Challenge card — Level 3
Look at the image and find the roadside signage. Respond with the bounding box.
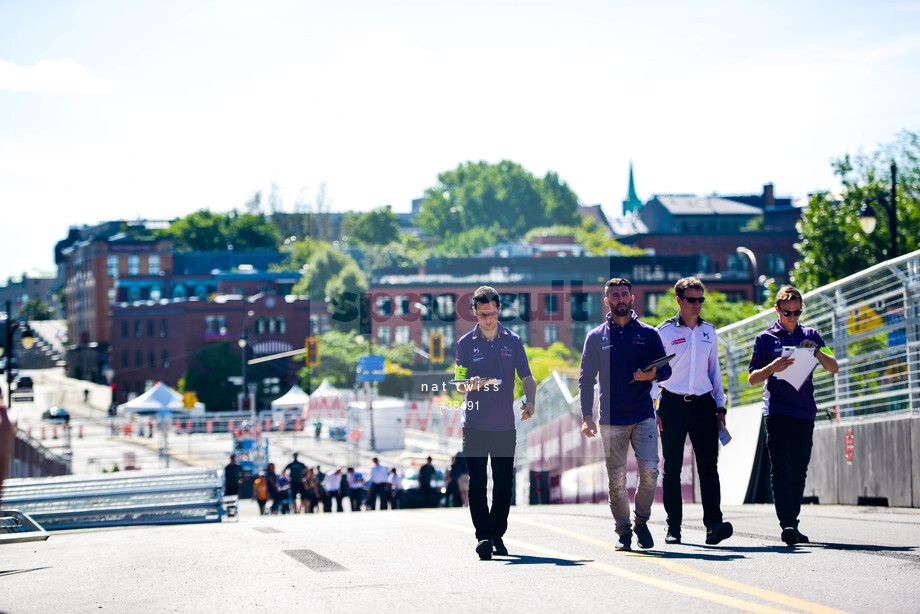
[356,355,386,382]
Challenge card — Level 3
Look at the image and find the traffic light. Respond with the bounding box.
[306,337,320,367]
[429,332,444,363]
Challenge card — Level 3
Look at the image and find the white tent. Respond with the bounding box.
[117,382,197,416]
[307,378,353,422]
[271,383,310,411]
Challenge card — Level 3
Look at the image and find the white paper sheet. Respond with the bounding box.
[774,346,819,390]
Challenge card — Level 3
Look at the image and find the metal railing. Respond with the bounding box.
[1,510,50,544]
[719,249,920,419]
[2,467,225,529]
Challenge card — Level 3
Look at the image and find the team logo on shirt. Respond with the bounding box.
[632,337,645,345]
[672,338,686,345]
[500,345,513,358]
[702,331,711,343]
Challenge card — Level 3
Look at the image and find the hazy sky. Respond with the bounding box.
[2,0,918,282]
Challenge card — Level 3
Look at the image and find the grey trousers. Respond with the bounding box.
[600,418,660,536]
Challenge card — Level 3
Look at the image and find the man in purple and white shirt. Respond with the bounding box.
[749,285,838,546]
[455,286,536,560]
[579,278,671,551]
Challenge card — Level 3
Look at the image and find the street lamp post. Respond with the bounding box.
[859,162,898,259]
[735,246,762,303]
[3,300,35,406]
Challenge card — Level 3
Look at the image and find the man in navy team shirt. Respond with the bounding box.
[579,278,671,551]
[748,285,838,546]
[455,286,536,560]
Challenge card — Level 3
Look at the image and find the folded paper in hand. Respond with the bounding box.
[774,346,819,391]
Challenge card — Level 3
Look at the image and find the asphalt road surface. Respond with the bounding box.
[2,500,918,613]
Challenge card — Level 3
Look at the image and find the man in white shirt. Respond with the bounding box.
[367,457,390,510]
[322,467,344,513]
[655,277,732,546]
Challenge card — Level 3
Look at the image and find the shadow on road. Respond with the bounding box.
[498,554,590,566]
[632,548,748,561]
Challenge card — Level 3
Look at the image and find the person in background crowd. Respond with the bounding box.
[301,467,320,513]
[322,467,344,513]
[748,285,839,546]
[418,456,436,508]
[388,467,404,510]
[367,457,390,510]
[346,467,365,511]
[579,278,671,552]
[252,471,269,515]
[285,453,307,513]
[223,454,244,498]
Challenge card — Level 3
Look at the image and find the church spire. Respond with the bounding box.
[622,160,643,216]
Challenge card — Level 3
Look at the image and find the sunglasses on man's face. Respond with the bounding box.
[781,309,803,317]
[680,296,705,304]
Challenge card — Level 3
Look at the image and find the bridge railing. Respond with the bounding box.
[719,249,920,419]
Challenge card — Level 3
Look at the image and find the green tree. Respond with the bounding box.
[792,129,920,290]
[19,297,54,321]
[359,235,429,271]
[513,342,579,400]
[416,160,580,241]
[341,206,400,246]
[524,219,645,257]
[433,228,498,257]
[159,209,282,252]
[647,289,764,330]
[290,242,365,299]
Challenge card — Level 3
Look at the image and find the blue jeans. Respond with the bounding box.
[600,418,660,536]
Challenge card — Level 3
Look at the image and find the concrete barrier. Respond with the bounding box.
[806,413,919,507]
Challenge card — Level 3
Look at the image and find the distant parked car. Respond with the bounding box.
[42,407,70,423]
[401,466,446,508]
[14,375,33,390]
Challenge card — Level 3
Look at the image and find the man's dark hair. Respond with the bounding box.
[472,286,501,308]
[674,277,705,298]
[604,278,632,297]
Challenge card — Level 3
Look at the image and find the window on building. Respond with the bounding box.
[147,320,154,337]
[134,320,142,338]
[376,326,391,346]
[122,350,129,368]
[645,292,669,315]
[135,350,142,367]
[395,295,410,316]
[394,326,410,345]
[766,253,786,276]
[148,255,160,276]
[122,321,129,338]
[571,293,589,322]
[505,323,530,345]
[205,316,228,339]
[107,255,119,277]
[277,317,286,335]
[161,350,169,368]
[375,295,393,317]
[160,319,168,338]
[544,295,559,315]
[544,325,559,344]
[433,294,456,321]
[128,255,140,276]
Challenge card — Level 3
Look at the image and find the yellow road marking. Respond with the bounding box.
[517,518,848,614]
[423,519,796,614]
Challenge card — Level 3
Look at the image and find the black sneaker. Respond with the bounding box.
[493,537,509,556]
[705,521,733,545]
[616,531,632,551]
[476,539,493,560]
[781,527,798,546]
[634,523,654,549]
[665,527,681,544]
[795,529,809,544]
